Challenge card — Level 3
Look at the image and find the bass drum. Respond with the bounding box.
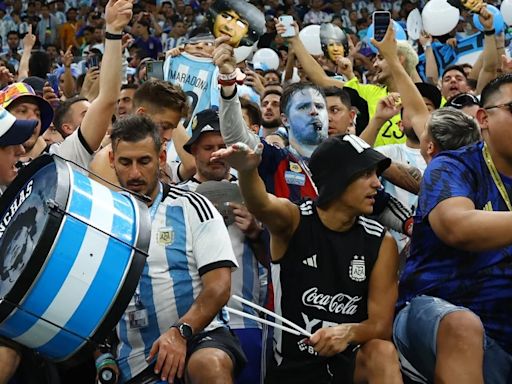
[0,154,149,363]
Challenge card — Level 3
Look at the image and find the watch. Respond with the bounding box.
[172,322,193,341]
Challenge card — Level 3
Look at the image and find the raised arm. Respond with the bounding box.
[419,32,438,85]
[79,0,133,152]
[212,36,260,148]
[211,143,300,261]
[372,26,429,142]
[275,18,344,89]
[18,26,36,81]
[475,7,498,95]
[60,45,76,98]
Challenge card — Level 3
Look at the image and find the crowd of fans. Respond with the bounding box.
[0,0,511,383]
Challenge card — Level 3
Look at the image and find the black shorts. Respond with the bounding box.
[265,347,358,384]
[127,327,247,384]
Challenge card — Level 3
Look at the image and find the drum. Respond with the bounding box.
[0,155,150,363]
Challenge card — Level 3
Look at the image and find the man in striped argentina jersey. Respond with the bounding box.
[163,29,220,132]
[179,109,268,384]
[109,115,246,383]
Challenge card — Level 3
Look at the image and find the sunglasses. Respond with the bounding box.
[445,93,480,109]
[484,101,512,114]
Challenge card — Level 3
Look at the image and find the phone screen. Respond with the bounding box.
[373,11,391,42]
[86,55,100,68]
[46,73,60,97]
[146,60,165,81]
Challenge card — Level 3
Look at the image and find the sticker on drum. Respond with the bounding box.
[0,162,57,297]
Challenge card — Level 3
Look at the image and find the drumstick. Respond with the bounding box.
[231,294,312,337]
[225,307,305,336]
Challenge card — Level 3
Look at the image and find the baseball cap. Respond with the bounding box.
[183,109,220,153]
[415,82,442,109]
[309,135,391,207]
[0,107,37,147]
[0,83,54,134]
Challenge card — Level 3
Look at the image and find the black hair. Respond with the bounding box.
[53,96,89,134]
[111,114,161,153]
[442,64,467,80]
[207,0,265,47]
[28,51,51,78]
[280,82,325,115]
[121,83,139,91]
[240,97,262,126]
[323,86,351,108]
[481,74,512,108]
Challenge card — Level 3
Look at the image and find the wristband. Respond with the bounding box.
[105,31,123,40]
[217,78,238,86]
[422,42,432,49]
[218,70,238,81]
[484,29,495,36]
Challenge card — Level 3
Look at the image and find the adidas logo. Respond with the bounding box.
[303,254,317,268]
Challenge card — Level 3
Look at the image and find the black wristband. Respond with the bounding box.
[484,29,495,36]
[105,31,123,40]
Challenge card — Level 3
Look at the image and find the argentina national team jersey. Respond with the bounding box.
[180,178,265,329]
[116,185,237,381]
[399,141,512,354]
[163,53,220,132]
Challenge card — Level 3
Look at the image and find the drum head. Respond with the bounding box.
[0,155,69,318]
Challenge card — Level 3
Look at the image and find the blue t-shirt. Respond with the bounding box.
[398,141,512,353]
[134,36,162,59]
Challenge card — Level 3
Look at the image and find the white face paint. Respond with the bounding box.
[285,88,329,159]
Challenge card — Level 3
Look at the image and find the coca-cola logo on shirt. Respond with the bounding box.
[301,287,362,315]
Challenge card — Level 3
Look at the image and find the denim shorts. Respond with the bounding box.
[393,295,512,384]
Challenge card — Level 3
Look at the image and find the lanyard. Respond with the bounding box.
[482,143,512,211]
[148,182,163,221]
[134,183,163,301]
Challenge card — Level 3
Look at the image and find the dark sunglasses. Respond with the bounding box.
[484,101,512,114]
[445,93,480,109]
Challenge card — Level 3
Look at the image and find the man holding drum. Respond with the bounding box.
[109,115,246,384]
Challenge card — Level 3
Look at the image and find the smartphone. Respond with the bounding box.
[46,72,60,97]
[373,11,391,42]
[86,55,100,69]
[146,60,164,80]
[279,15,295,38]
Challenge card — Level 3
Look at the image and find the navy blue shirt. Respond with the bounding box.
[398,141,512,353]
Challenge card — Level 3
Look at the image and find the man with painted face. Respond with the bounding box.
[207,0,265,48]
[216,35,325,200]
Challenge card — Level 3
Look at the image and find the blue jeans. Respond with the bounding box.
[393,295,512,384]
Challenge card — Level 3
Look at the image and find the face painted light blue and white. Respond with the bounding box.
[285,88,329,158]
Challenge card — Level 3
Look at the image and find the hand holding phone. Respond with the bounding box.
[146,60,164,81]
[278,15,296,38]
[373,11,391,42]
[46,73,60,98]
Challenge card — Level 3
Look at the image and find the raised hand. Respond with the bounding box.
[374,92,401,122]
[371,24,397,59]
[211,142,263,172]
[478,5,494,31]
[105,0,134,33]
[212,35,236,74]
[274,18,299,40]
[23,25,36,50]
[60,45,73,67]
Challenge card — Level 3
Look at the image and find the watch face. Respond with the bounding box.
[179,323,193,340]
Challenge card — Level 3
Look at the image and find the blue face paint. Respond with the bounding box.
[285,88,329,159]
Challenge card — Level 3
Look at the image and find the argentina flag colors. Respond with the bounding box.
[0,157,149,362]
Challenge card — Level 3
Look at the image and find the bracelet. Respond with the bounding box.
[218,70,238,81]
[484,29,495,36]
[422,42,431,49]
[105,31,123,40]
[497,46,505,49]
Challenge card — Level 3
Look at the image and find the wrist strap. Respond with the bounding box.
[105,32,123,40]
[484,28,495,36]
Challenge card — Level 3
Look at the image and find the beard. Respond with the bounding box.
[262,117,281,129]
[403,126,419,143]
